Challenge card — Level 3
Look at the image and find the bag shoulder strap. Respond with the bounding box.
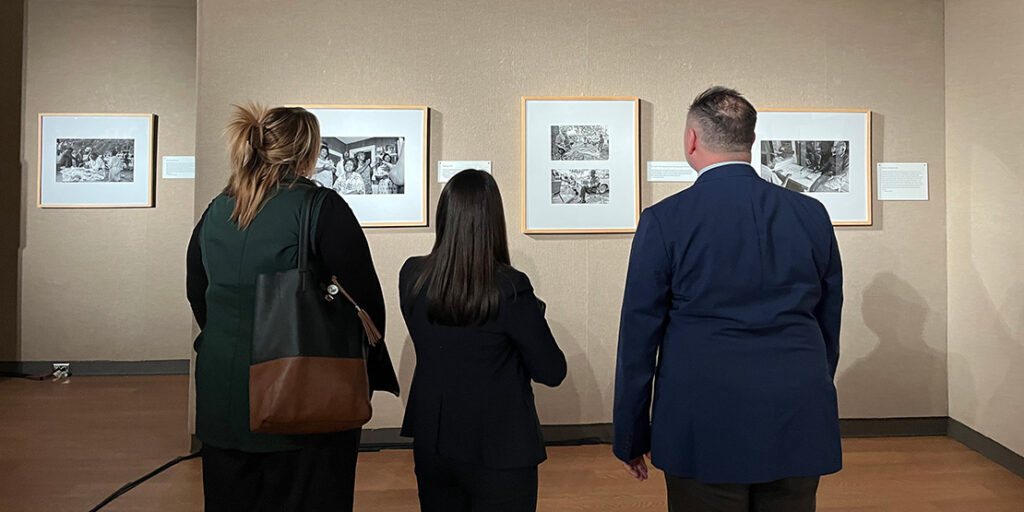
[298,186,331,271]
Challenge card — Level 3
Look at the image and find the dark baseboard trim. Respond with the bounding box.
[364,418,956,451]
[359,428,409,450]
[360,423,614,451]
[948,418,1024,479]
[839,416,949,438]
[0,359,190,376]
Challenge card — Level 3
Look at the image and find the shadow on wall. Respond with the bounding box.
[988,282,1024,440]
[836,272,950,417]
[946,139,1024,452]
[950,267,1024,440]
[535,319,597,424]
[510,247,601,424]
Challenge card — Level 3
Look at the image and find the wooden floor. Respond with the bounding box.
[1,376,1022,511]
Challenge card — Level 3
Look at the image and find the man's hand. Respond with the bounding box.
[622,452,651,481]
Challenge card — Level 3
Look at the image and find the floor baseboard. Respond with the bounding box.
[0,360,190,376]
[839,416,949,437]
[947,418,1024,479]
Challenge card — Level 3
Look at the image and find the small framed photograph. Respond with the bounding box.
[302,105,428,227]
[753,109,872,226]
[38,113,155,208]
[522,97,640,234]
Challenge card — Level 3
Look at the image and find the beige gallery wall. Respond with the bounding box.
[195,0,948,428]
[945,0,1024,455]
[18,0,197,362]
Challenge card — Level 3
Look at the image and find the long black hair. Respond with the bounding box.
[414,169,511,325]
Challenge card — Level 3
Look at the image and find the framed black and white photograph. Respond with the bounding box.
[38,114,154,208]
[551,125,609,160]
[550,169,610,204]
[522,97,639,233]
[314,136,406,195]
[303,106,428,227]
[753,109,871,225]
[761,140,850,193]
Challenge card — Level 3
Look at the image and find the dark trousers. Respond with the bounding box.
[414,448,538,512]
[201,429,361,512]
[665,474,820,512]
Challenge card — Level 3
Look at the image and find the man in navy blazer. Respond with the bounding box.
[613,87,843,511]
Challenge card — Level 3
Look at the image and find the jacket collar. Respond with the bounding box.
[694,162,758,184]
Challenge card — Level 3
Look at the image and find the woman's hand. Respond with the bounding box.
[622,452,651,481]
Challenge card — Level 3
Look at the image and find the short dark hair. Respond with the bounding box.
[687,86,757,152]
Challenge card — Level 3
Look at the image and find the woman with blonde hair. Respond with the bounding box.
[186,104,399,511]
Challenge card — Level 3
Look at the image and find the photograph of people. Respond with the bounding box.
[550,125,610,160]
[106,148,125,182]
[369,154,404,194]
[54,138,136,183]
[551,169,610,204]
[312,145,336,188]
[760,139,851,193]
[86,148,106,174]
[333,158,367,195]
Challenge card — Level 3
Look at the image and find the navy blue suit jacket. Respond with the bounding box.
[613,163,843,484]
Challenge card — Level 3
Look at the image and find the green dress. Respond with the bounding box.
[191,178,398,452]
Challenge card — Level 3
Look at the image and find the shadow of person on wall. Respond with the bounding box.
[987,282,1024,443]
[535,319,599,428]
[836,272,949,417]
[955,276,1024,443]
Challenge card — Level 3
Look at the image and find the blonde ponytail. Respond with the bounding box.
[223,103,321,229]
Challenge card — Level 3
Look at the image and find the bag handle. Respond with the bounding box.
[297,187,326,273]
[301,186,382,347]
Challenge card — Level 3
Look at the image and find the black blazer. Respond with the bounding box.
[399,257,566,469]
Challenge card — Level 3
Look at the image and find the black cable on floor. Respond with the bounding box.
[0,370,54,380]
[88,451,202,512]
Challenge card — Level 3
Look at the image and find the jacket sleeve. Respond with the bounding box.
[503,272,567,387]
[816,227,843,378]
[315,191,400,396]
[613,209,671,463]
[186,213,208,331]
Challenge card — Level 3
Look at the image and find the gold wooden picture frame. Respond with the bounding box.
[754,108,872,226]
[38,113,156,208]
[298,105,429,228]
[521,97,640,234]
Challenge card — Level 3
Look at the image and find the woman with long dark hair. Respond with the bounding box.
[186,104,399,511]
[399,169,566,512]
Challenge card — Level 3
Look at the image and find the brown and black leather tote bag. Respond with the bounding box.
[249,187,382,435]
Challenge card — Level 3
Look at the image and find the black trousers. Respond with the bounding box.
[413,448,538,512]
[201,429,361,512]
[665,474,820,512]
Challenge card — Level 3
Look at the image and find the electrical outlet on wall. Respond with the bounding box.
[52,363,70,380]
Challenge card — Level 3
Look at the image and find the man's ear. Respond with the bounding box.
[685,127,698,156]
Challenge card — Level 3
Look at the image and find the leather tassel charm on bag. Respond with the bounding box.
[327,275,382,346]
